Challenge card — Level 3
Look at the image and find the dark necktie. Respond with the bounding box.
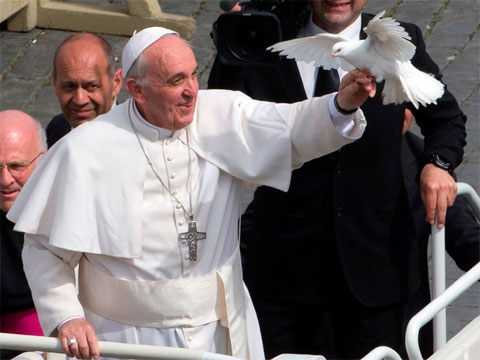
[313,67,341,162]
[314,68,340,97]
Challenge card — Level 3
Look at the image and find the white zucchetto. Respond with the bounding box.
[122,27,179,78]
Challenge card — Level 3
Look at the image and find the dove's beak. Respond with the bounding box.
[330,53,335,58]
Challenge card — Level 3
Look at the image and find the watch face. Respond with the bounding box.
[431,154,452,172]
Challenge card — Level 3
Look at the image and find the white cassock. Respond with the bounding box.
[8,90,366,359]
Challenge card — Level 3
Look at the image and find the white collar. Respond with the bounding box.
[129,99,174,141]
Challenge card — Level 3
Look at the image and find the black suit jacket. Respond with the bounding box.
[208,13,467,307]
[46,113,71,148]
[0,211,39,360]
[0,211,35,315]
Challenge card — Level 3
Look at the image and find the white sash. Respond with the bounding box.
[78,248,247,358]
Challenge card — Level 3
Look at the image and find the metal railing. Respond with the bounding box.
[430,182,480,350]
[0,333,236,360]
[405,182,480,359]
[359,346,402,360]
[0,333,328,360]
[405,262,480,360]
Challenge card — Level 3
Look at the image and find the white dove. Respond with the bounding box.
[268,10,445,109]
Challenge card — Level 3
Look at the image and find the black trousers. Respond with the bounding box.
[252,265,434,360]
[247,223,406,359]
[253,292,405,360]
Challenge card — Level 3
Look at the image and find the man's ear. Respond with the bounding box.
[125,78,144,104]
[51,71,59,96]
[112,68,123,97]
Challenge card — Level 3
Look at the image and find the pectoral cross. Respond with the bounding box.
[179,220,206,262]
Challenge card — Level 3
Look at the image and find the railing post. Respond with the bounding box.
[431,223,447,350]
[429,182,480,352]
[406,262,480,359]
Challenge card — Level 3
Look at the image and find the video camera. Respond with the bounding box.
[212,1,310,66]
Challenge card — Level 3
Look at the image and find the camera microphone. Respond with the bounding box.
[219,0,239,12]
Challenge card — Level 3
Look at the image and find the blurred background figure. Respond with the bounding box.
[0,110,47,359]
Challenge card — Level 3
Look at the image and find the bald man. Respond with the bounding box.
[46,33,122,148]
[0,110,47,359]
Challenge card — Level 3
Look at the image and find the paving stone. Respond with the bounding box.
[0,26,42,75]
[0,73,44,110]
[396,0,446,34]
[435,0,480,39]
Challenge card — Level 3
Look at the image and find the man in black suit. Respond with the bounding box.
[208,1,467,358]
[46,33,122,148]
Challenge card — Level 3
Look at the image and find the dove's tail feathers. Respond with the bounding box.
[383,62,445,109]
[383,78,407,106]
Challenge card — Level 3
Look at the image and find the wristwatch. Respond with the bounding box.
[429,154,453,174]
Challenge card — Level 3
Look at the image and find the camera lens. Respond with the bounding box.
[216,11,282,66]
[228,16,280,62]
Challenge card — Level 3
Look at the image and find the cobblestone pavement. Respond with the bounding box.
[1,0,479,349]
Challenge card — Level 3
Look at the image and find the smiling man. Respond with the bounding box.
[0,110,46,359]
[8,27,376,359]
[46,33,122,148]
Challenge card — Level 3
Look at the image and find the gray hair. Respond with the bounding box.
[126,51,151,87]
[35,120,47,152]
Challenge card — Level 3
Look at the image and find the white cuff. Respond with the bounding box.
[328,94,356,135]
[57,316,85,331]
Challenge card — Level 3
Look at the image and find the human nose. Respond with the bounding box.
[184,77,198,97]
[72,88,89,105]
[0,165,14,186]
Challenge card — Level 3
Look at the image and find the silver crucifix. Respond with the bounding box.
[179,220,206,262]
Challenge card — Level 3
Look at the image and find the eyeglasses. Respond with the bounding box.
[0,152,45,176]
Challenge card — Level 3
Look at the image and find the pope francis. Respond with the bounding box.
[8,27,376,359]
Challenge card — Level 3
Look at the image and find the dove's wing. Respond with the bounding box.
[364,10,416,62]
[268,34,354,71]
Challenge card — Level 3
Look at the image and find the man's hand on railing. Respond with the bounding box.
[59,318,99,359]
[420,164,457,228]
